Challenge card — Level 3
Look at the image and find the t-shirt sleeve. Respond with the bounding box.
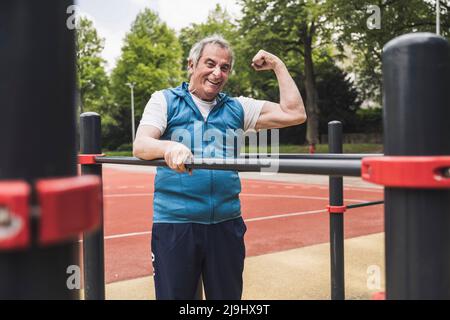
[237,96,266,133]
[139,90,168,135]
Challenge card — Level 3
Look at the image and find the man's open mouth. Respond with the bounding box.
[206,79,221,87]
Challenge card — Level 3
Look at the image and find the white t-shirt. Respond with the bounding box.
[139,90,266,135]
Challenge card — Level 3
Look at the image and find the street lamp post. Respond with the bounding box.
[436,0,440,35]
[126,82,136,144]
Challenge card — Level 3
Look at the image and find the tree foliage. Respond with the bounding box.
[109,9,183,149]
[76,16,111,115]
[75,16,115,150]
[237,0,363,144]
[329,0,450,104]
[76,1,450,149]
[315,57,360,134]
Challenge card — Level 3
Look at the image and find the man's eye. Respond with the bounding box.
[221,66,230,72]
[207,63,215,67]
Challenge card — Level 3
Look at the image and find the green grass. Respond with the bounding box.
[103,150,133,157]
[245,143,383,154]
[104,144,382,157]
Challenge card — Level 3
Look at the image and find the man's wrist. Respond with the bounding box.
[273,59,286,73]
[161,140,176,155]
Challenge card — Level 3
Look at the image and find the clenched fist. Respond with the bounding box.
[164,142,193,173]
[251,50,284,71]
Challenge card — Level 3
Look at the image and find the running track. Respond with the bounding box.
[87,167,384,283]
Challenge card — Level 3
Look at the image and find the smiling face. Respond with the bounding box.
[188,43,232,101]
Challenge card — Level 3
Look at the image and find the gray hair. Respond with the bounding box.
[188,35,234,73]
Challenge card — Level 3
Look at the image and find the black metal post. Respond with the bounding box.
[383,33,450,299]
[0,0,79,299]
[328,121,345,300]
[80,112,105,300]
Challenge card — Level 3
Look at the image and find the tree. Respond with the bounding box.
[110,9,183,149]
[76,16,111,115]
[274,53,361,145]
[315,56,360,134]
[238,0,338,146]
[76,16,116,150]
[329,0,450,104]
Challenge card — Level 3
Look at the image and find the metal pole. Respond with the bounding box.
[328,121,345,300]
[95,157,362,176]
[437,0,441,35]
[127,82,136,144]
[131,85,135,143]
[243,153,383,160]
[0,0,79,299]
[383,33,450,299]
[80,112,105,300]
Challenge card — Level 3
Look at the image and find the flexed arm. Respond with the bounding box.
[252,50,307,130]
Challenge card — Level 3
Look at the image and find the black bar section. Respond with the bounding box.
[0,0,79,299]
[80,112,105,300]
[242,153,383,159]
[328,121,345,300]
[95,157,362,177]
[346,201,384,210]
[383,33,450,299]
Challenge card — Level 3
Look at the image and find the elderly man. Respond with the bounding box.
[133,35,306,300]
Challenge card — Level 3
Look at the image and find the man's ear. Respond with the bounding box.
[187,59,194,75]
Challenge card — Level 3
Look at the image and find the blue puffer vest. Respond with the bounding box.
[153,82,245,224]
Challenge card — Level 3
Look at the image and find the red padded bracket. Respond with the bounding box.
[362,156,450,188]
[78,154,105,165]
[0,181,31,250]
[36,175,102,246]
[327,205,347,214]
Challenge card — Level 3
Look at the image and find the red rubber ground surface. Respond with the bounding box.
[85,167,384,284]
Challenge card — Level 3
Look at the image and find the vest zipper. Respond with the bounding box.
[204,98,226,223]
[202,119,214,222]
[189,93,225,223]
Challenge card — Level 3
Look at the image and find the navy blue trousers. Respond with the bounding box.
[151,217,247,300]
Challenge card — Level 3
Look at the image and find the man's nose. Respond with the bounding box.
[212,66,222,77]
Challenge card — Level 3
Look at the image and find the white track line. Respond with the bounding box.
[108,182,383,194]
[241,193,370,203]
[105,231,151,240]
[244,209,327,222]
[91,206,369,241]
[79,231,152,243]
[243,179,384,192]
[104,193,154,198]
[104,192,373,203]
[80,209,326,242]
[98,192,382,241]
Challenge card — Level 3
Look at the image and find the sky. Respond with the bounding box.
[75,0,242,71]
